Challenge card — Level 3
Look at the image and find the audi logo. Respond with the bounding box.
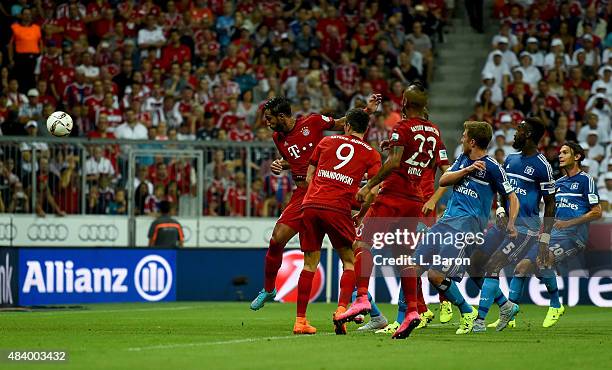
[78,225,120,242]
[27,224,69,242]
[204,226,252,243]
[0,223,17,241]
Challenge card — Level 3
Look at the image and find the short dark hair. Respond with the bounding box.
[263,96,292,116]
[346,109,370,133]
[563,141,585,163]
[524,117,546,143]
[159,200,171,214]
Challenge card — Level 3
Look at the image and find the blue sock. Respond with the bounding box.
[368,291,382,317]
[437,280,472,314]
[539,270,561,308]
[509,277,526,303]
[478,278,499,320]
[470,276,484,290]
[396,288,406,323]
[351,290,381,317]
[494,289,508,307]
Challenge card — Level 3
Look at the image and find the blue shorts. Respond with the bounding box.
[525,236,586,265]
[479,227,539,264]
[413,223,475,277]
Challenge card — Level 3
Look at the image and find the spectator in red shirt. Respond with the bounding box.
[229,116,254,142]
[224,171,248,216]
[161,29,192,71]
[334,52,360,102]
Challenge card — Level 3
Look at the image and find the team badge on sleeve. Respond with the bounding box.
[503,181,513,194]
[588,193,599,204]
[439,149,448,160]
[391,132,400,141]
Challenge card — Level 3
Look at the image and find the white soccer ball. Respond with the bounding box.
[46,111,73,137]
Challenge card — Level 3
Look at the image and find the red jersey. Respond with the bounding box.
[272,114,335,181]
[379,118,449,202]
[303,135,381,214]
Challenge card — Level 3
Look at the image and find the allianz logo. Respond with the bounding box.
[22,255,173,301]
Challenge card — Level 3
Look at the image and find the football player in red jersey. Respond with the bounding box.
[292,109,381,335]
[335,82,448,339]
[250,95,382,311]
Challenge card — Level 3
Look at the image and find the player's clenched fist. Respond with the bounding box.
[465,160,486,173]
[270,159,289,175]
[355,185,371,203]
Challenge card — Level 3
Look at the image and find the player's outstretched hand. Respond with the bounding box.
[366,94,383,113]
[356,185,370,203]
[506,222,518,238]
[270,159,285,175]
[552,219,571,229]
[421,197,436,215]
[379,139,391,151]
[465,160,486,173]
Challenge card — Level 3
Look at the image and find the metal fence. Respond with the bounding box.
[0,136,283,219]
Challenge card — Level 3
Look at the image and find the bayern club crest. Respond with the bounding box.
[301,127,310,136]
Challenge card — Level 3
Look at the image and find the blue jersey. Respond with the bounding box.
[504,152,555,234]
[552,171,599,243]
[441,154,514,232]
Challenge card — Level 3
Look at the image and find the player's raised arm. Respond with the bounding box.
[332,94,382,130]
[421,164,450,215]
[438,160,485,187]
[356,145,403,202]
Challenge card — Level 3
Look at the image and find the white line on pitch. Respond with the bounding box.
[18,306,195,316]
[127,333,336,352]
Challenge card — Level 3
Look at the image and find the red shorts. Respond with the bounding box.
[276,186,307,233]
[300,207,355,252]
[355,195,425,243]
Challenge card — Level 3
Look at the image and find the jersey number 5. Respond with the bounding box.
[405,134,437,168]
[334,143,355,170]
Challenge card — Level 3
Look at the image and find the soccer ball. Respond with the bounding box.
[46,111,73,137]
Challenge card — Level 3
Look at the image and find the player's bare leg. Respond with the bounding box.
[334,240,373,324]
[294,250,319,334]
[251,223,298,311]
[333,247,356,335]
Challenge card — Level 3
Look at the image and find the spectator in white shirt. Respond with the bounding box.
[20,121,49,153]
[516,52,541,91]
[488,131,514,157]
[486,36,519,69]
[491,23,519,50]
[85,146,115,183]
[115,109,148,140]
[482,51,511,90]
[137,14,166,58]
[544,38,571,71]
[581,158,600,179]
[76,52,100,83]
[578,113,609,145]
[525,37,544,67]
[584,131,605,163]
[591,66,612,101]
[475,72,503,106]
[586,93,611,137]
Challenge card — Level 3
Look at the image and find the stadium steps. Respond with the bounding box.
[429,1,496,148]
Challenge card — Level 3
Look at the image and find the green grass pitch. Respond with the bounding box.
[2,302,612,369]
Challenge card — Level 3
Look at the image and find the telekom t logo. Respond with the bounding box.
[287,145,301,159]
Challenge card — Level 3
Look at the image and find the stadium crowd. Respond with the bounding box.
[0,0,451,217]
[464,0,611,215]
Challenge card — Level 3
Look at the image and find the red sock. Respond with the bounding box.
[400,270,418,314]
[439,293,448,302]
[354,247,373,296]
[297,270,315,317]
[416,278,427,314]
[338,269,356,308]
[264,239,285,292]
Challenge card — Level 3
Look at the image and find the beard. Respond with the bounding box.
[512,138,524,150]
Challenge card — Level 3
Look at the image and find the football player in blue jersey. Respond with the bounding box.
[412,121,519,335]
[467,117,557,332]
[510,142,602,328]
